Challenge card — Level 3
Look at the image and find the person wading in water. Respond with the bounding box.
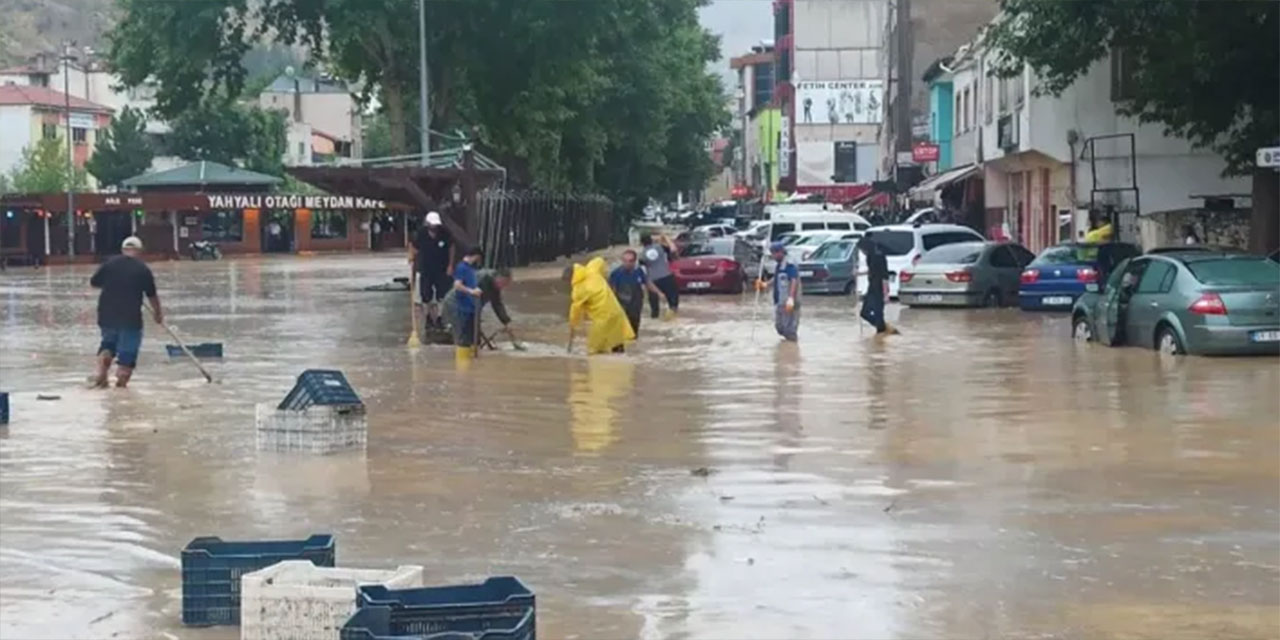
[90,236,163,388]
[609,249,661,342]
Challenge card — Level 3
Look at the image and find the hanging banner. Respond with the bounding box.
[795,80,884,125]
[779,115,792,177]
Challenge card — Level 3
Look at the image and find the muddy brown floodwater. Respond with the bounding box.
[1,253,1277,640]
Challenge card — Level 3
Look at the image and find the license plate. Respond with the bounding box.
[799,270,814,277]
[1042,296,1073,305]
[1085,283,1099,292]
[1251,330,1280,343]
[688,281,711,289]
[918,294,943,303]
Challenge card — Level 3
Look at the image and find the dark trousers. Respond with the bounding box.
[649,275,679,318]
[860,289,886,333]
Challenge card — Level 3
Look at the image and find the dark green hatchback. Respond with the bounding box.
[1071,252,1280,356]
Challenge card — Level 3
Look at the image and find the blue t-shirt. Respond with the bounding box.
[773,261,799,305]
[454,260,479,313]
[608,265,647,290]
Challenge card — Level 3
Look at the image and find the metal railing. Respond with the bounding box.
[473,191,613,269]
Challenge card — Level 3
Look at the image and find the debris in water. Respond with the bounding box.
[812,494,829,506]
[36,394,60,401]
[747,557,755,566]
[883,499,898,513]
[718,495,735,502]
[690,466,715,478]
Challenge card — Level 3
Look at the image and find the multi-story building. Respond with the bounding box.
[259,73,363,163]
[776,0,887,203]
[0,84,113,184]
[729,42,776,198]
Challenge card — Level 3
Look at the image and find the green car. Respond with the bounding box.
[1071,251,1280,356]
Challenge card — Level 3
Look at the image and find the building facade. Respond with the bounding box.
[0,84,113,184]
[259,73,363,163]
[730,44,776,198]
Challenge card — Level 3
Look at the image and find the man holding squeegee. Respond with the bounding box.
[89,236,162,388]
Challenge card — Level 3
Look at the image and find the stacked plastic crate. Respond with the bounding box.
[341,577,536,640]
[256,369,367,454]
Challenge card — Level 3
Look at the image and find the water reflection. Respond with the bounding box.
[569,357,634,455]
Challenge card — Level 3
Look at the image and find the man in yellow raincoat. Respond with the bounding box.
[567,257,636,354]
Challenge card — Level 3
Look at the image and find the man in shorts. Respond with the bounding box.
[90,236,162,388]
[640,234,679,318]
[409,211,455,330]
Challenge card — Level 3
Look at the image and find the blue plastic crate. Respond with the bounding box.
[346,577,535,640]
[166,343,223,359]
[278,369,363,411]
[0,391,8,424]
[342,607,535,640]
[181,534,335,626]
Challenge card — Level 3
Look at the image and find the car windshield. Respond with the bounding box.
[810,241,854,262]
[1186,258,1280,286]
[795,233,833,246]
[1032,244,1099,265]
[920,242,984,264]
[776,234,801,246]
[868,230,914,256]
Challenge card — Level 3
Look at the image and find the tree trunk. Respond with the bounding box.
[1251,169,1279,254]
[384,83,408,156]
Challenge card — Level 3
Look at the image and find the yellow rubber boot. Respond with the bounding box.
[454,346,473,369]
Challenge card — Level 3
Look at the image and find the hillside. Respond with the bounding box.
[0,0,116,65]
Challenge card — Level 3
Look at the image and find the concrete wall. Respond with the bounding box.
[260,90,361,155]
[0,105,33,176]
[795,141,877,185]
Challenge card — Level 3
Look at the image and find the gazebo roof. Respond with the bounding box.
[122,161,283,188]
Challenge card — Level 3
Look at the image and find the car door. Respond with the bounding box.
[1095,258,1133,346]
[1109,258,1150,345]
[1126,258,1177,346]
[987,246,1022,301]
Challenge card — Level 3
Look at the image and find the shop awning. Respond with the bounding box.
[908,164,980,198]
[122,161,283,189]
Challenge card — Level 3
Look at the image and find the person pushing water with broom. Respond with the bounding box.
[89,236,163,388]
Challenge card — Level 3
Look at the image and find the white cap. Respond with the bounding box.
[425,212,443,226]
[121,236,144,251]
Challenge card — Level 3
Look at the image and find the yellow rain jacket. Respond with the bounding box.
[569,257,636,354]
[1084,223,1113,244]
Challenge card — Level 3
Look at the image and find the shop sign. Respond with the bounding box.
[205,194,388,210]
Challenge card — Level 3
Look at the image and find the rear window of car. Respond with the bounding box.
[920,243,984,264]
[1032,244,1098,266]
[921,230,983,251]
[1186,258,1280,286]
[811,241,854,261]
[869,230,914,256]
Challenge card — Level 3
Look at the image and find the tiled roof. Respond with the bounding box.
[0,84,113,113]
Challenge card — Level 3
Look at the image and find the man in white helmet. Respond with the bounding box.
[409,211,455,330]
[89,236,162,388]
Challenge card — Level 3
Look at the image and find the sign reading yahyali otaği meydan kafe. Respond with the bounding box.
[205,194,389,210]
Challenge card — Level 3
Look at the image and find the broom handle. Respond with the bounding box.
[145,303,214,383]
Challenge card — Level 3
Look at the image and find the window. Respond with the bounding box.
[1012,70,1025,107]
[984,68,994,124]
[998,76,1008,113]
[1110,47,1137,102]
[71,127,87,144]
[1187,258,1280,286]
[922,231,983,251]
[954,93,962,135]
[42,123,57,140]
[988,246,1018,268]
[770,222,795,238]
[752,62,775,110]
[871,231,914,256]
[827,221,851,231]
[833,141,857,183]
[922,242,984,264]
[311,210,348,239]
[965,87,972,130]
[201,210,243,242]
[801,222,825,231]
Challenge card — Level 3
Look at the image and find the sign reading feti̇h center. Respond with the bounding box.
[795,80,884,126]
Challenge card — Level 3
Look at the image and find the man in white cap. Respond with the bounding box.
[89,236,162,388]
[409,211,455,330]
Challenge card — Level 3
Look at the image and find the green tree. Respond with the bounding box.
[11,138,87,193]
[167,101,289,176]
[86,106,155,187]
[0,173,11,195]
[986,0,1279,250]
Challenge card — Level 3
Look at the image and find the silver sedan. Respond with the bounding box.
[899,241,1035,307]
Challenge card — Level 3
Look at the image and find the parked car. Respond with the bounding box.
[785,231,838,263]
[798,239,859,295]
[693,223,739,239]
[1019,242,1141,311]
[671,237,753,294]
[856,224,986,298]
[1071,252,1280,356]
[899,241,1035,307]
[736,220,772,243]
[1147,244,1244,255]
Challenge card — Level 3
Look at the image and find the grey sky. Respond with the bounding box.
[699,0,774,86]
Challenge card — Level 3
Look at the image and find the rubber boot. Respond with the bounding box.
[454,346,473,370]
[115,366,134,388]
[92,351,113,388]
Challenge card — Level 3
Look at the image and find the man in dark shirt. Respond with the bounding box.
[858,233,897,336]
[608,249,661,338]
[89,236,162,388]
[409,211,455,330]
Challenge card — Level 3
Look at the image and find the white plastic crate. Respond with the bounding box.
[255,403,368,454]
[240,561,424,640]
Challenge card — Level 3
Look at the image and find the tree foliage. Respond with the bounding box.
[166,101,289,176]
[86,106,155,187]
[106,0,727,206]
[10,138,87,193]
[986,0,1279,176]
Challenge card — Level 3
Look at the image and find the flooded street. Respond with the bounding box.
[1,253,1277,639]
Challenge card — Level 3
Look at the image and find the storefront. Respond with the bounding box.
[0,192,413,264]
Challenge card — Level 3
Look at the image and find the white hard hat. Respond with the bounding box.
[425,212,443,226]
[121,236,144,251]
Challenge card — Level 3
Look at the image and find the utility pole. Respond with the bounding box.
[63,43,75,258]
[418,0,430,165]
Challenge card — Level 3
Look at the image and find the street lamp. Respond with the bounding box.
[61,43,76,258]
[418,0,430,164]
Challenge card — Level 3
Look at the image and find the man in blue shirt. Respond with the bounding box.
[609,249,661,338]
[451,247,484,351]
[756,241,801,341]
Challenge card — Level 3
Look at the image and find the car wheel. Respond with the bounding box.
[842,280,854,295]
[1072,315,1093,342]
[1156,325,1185,356]
[983,289,1001,307]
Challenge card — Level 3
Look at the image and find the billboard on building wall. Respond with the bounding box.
[795,80,884,125]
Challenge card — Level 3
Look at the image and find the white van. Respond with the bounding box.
[856,223,986,298]
[767,210,871,240]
